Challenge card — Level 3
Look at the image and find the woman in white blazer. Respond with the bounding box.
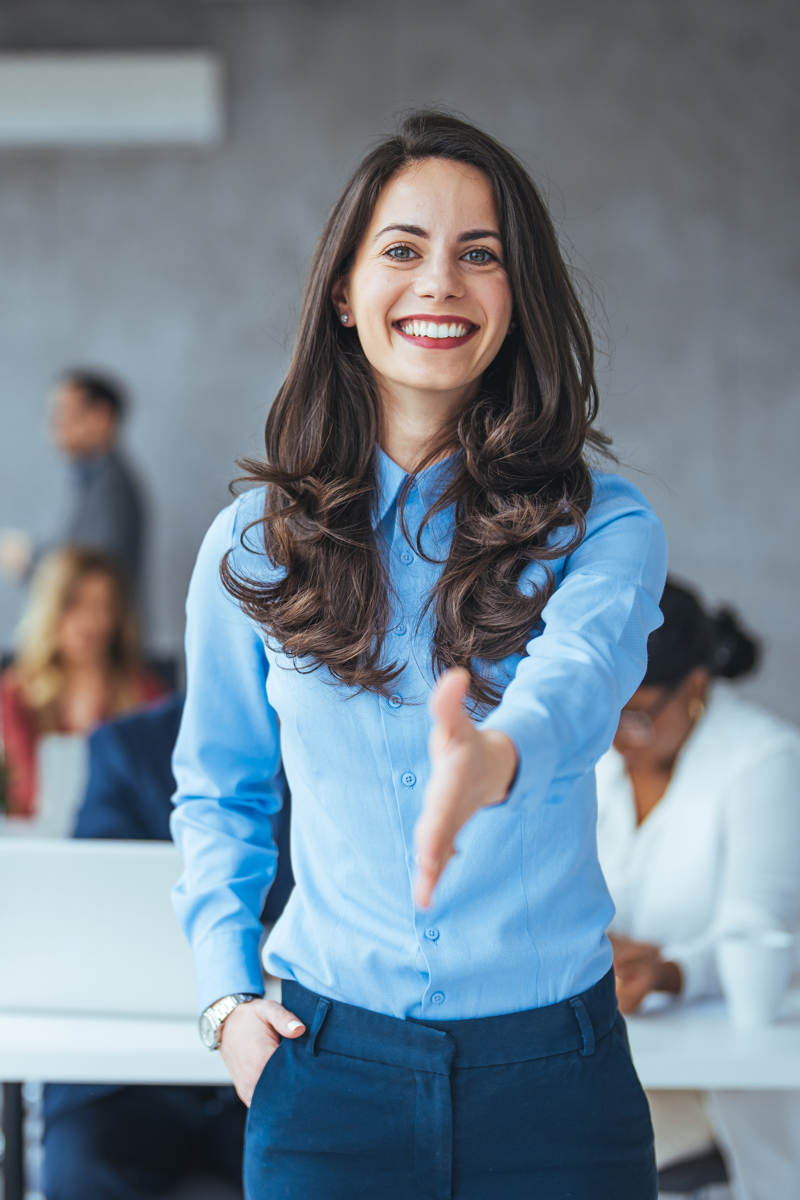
[596,579,800,1200]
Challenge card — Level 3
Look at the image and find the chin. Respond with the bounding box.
[395,363,477,392]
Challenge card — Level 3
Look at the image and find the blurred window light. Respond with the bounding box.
[0,52,223,146]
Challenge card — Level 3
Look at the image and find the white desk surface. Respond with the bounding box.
[627,994,800,1089]
[0,1011,230,1085]
[1,999,799,1089]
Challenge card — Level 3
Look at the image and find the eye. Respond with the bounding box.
[384,244,419,261]
[462,247,496,264]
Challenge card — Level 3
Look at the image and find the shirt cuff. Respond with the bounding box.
[191,929,265,1014]
[663,942,720,1004]
[480,707,557,811]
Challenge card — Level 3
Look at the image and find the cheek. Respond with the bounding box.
[352,269,404,324]
[57,616,80,647]
[481,277,514,326]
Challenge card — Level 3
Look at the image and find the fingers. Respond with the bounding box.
[254,998,306,1037]
[614,961,652,1014]
[414,782,458,909]
[430,668,472,741]
[415,841,454,910]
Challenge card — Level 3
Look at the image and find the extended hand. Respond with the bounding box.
[610,935,682,1014]
[414,668,517,909]
[219,998,305,1107]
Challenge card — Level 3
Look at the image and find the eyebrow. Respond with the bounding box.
[373,224,503,243]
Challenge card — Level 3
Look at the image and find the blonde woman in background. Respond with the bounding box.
[0,546,165,815]
[596,579,800,1200]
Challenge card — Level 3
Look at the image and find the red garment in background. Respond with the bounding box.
[0,668,166,816]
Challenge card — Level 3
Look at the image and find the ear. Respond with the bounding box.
[331,276,353,327]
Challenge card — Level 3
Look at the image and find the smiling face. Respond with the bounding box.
[334,157,514,424]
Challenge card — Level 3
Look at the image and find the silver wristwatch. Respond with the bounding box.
[199,992,261,1050]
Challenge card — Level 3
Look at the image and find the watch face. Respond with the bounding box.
[198,1011,217,1048]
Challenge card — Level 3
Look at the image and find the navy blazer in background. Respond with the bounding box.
[73,691,294,920]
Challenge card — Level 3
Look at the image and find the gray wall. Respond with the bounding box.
[1,0,798,716]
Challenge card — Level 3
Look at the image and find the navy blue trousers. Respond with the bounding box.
[244,969,657,1199]
[43,1085,245,1200]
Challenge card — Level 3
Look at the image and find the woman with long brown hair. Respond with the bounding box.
[172,112,668,1198]
[0,546,164,815]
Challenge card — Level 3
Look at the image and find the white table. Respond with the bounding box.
[627,994,800,1089]
[0,1011,228,1085]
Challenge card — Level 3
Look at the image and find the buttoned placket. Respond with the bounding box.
[377,472,458,1016]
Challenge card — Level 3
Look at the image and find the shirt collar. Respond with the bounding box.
[373,447,460,528]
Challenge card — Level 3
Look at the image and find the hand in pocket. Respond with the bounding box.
[219,998,306,1106]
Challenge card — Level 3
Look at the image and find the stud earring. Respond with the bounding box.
[507,320,516,336]
[340,314,349,324]
[688,698,706,722]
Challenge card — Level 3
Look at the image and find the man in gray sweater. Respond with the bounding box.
[0,370,144,591]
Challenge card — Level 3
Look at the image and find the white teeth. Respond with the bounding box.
[398,320,471,339]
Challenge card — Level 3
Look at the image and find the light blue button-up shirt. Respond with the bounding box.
[171,452,667,1019]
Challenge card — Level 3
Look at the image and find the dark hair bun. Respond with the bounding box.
[709,607,760,679]
[643,578,761,687]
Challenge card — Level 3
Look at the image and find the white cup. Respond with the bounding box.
[716,930,796,1027]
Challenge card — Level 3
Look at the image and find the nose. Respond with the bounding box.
[412,246,464,302]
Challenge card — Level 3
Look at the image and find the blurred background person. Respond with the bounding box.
[42,691,293,1200]
[0,546,164,817]
[0,370,145,596]
[597,578,800,1199]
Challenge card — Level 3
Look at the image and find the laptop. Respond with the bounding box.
[0,839,198,1018]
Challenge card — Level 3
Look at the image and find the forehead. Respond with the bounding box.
[54,382,90,410]
[70,570,116,600]
[368,158,498,233]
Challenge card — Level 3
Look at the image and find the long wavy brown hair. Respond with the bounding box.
[223,110,609,710]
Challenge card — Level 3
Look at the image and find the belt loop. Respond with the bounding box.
[569,996,596,1057]
[306,997,332,1056]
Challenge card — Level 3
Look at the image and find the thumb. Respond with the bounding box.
[430,668,472,741]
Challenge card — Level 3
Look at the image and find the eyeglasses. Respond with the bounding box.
[616,688,677,745]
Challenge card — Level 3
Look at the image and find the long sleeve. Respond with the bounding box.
[170,498,284,1012]
[664,742,800,1000]
[482,474,668,809]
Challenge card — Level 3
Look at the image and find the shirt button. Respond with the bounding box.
[431,992,445,1005]
[399,550,413,564]
[396,625,407,636]
[401,772,416,788]
[388,695,402,709]
[425,928,439,941]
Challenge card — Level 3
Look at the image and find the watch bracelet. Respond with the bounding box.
[200,991,262,1049]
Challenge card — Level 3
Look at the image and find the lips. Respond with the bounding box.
[392,314,478,349]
